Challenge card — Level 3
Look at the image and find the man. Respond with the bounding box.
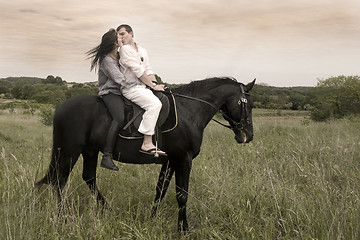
[117,24,167,156]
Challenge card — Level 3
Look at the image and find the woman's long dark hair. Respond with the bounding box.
[86,28,118,72]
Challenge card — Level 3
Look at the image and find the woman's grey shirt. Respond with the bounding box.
[98,55,125,96]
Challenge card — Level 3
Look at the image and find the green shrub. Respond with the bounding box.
[8,103,15,113]
[39,106,54,126]
[310,108,332,122]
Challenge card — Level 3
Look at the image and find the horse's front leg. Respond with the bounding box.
[175,154,192,232]
[82,150,107,206]
[152,161,174,217]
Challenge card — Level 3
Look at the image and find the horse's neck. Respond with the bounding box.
[177,83,234,129]
[196,83,234,108]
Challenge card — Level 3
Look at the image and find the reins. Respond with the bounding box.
[211,116,233,129]
[166,86,249,130]
[171,92,232,129]
[170,92,218,110]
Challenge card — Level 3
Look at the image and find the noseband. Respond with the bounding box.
[170,84,250,131]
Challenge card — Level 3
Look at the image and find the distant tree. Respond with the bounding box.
[310,75,360,121]
[288,93,305,110]
[155,74,163,84]
[65,83,98,98]
[0,85,10,95]
[42,75,64,85]
[44,75,55,83]
[55,76,64,85]
[33,89,66,105]
[11,84,23,99]
[20,84,36,100]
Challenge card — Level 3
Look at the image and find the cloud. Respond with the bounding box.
[160,1,360,42]
[0,0,359,85]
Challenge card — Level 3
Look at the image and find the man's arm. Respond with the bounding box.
[120,45,165,91]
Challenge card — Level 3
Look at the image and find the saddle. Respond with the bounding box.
[119,91,177,139]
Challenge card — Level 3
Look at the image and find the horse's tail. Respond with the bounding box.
[35,106,65,188]
[35,139,60,188]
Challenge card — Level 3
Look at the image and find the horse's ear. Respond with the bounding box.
[245,78,256,92]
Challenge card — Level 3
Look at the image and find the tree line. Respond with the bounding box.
[1,75,359,121]
[0,75,98,106]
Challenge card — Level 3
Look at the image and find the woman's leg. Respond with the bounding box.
[102,93,125,127]
[100,94,125,171]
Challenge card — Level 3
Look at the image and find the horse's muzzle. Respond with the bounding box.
[235,129,253,143]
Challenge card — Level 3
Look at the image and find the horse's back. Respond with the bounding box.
[55,95,104,117]
[53,95,109,151]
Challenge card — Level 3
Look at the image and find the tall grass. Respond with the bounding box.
[0,109,359,239]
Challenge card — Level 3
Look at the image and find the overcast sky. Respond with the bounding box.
[1,0,359,87]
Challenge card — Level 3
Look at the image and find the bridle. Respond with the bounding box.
[214,84,250,131]
[169,84,250,131]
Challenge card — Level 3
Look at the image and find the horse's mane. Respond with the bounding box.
[172,77,237,96]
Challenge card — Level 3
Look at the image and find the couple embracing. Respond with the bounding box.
[87,24,167,171]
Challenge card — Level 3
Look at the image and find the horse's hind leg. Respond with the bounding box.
[54,149,81,211]
[152,161,174,217]
[82,150,107,206]
[57,153,80,189]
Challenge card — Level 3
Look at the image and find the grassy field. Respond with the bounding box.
[0,108,359,239]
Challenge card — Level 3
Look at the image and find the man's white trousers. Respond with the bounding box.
[122,85,162,136]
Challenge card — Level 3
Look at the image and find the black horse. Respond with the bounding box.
[36,77,255,231]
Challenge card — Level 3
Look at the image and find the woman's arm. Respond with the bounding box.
[101,56,125,85]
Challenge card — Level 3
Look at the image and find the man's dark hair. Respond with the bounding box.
[116,24,133,34]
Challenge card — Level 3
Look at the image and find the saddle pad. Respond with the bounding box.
[119,91,176,138]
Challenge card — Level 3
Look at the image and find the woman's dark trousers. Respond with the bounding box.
[100,93,125,171]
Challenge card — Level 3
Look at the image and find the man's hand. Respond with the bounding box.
[152,84,166,91]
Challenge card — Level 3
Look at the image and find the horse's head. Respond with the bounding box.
[220,79,255,143]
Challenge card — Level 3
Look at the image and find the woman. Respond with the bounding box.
[117,24,167,156]
[87,29,124,171]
